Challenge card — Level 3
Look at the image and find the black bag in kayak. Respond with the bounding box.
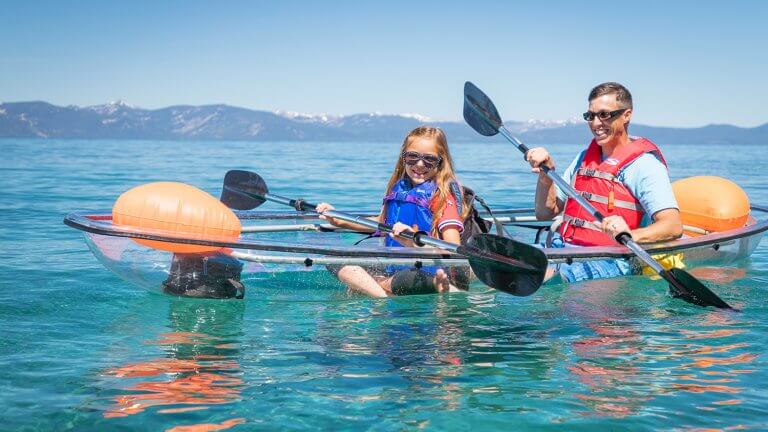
[449,182,504,245]
[162,252,245,299]
[448,183,507,289]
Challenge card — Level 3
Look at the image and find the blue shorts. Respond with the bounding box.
[548,237,634,283]
[384,264,439,276]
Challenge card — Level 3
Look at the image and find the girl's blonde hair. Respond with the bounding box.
[383,126,470,236]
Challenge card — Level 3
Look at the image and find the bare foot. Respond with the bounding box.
[434,269,451,293]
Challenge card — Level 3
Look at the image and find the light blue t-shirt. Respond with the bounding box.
[555,150,678,227]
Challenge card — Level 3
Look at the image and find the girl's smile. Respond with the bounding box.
[404,137,440,185]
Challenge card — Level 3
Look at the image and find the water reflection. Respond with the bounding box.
[662,310,756,406]
[561,277,757,420]
[102,299,246,431]
[309,292,559,414]
[563,279,649,417]
[88,277,762,429]
[688,267,747,284]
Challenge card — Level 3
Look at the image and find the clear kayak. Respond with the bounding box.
[64,206,768,295]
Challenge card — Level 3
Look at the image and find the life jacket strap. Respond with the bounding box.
[382,190,431,208]
[562,214,603,232]
[576,168,620,183]
[546,215,564,247]
[472,191,506,237]
[449,181,464,216]
[578,191,643,211]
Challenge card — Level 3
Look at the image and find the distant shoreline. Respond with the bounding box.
[1,101,765,145]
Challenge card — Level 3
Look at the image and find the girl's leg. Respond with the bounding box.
[335,266,391,298]
[335,267,462,296]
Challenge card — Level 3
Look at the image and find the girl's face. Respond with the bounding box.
[403,137,441,185]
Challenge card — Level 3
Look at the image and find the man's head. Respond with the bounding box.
[584,82,633,148]
[588,82,633,110]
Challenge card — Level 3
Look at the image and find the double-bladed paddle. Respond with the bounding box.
[220,170,548,296]
[462,81,733,309]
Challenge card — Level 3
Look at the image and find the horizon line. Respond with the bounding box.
[1,99,766,130]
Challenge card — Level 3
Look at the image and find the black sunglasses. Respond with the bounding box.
[582,108,628,122]
[402,151,442,170]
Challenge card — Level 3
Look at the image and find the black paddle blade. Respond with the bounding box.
[463,81,502,136]
[220,170,269,210]
[664,268,733,309]
[463,234,548,296]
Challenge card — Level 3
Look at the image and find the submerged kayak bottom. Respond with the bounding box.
[162,253,246,299]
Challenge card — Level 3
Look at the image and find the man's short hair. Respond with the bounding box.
[588,82,633,109]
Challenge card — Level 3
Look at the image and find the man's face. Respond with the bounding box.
[586,94,631,147]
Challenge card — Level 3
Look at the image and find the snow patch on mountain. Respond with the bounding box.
[87,100,135,116]
[397,113,433,122]
[173,112,219,134]
[516,117,581,132]
[275,110,341,124]
[276,109,433,124]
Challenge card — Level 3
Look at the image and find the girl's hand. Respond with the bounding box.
[316,202,340,225]
[391,222,412,236]
[390,222,417,247]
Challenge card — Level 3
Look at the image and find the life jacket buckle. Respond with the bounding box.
[585,168,596,177]
[581,191,592,200]
[571,218,585,227]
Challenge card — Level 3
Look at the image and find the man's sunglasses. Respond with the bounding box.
[582,108,628,122]
[402,151,442,169]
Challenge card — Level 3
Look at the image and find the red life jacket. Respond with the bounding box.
[559,137,667,246]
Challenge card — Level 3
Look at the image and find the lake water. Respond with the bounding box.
[1,138,767,431]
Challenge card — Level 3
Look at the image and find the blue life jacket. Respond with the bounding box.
[382,178,437,247]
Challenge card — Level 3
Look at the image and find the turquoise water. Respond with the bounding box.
[2,138,767,431]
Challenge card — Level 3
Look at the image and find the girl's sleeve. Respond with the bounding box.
[438,194,464,233]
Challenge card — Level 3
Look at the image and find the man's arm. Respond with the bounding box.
[628,208,683,243]
[534,174,564,220]
[601,153,683,242]
[527,147,577,220]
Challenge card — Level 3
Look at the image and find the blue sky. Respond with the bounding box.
[1,1,766,127]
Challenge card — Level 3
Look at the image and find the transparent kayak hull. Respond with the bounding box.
[67,207,768,294]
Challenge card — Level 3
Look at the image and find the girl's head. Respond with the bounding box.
[387,126,456,188]
[385,126,468,235]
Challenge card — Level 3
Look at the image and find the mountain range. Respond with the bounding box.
[1,101,765,144]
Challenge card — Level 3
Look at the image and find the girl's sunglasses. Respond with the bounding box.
[402,151,442,170]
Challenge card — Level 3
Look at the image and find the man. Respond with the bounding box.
[525,82,683,282]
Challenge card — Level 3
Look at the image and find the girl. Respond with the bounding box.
[316,126,470,297]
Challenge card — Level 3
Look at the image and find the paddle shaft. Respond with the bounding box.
[500,125,667,274]
[260,189,544,272]
[260,191,462,251]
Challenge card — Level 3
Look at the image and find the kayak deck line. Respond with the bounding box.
[64,206,768,264]
[64,206,767,295]
[228,251,469,268]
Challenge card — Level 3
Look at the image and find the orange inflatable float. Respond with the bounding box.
[672,176,750,236]
[112,182,242,253]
